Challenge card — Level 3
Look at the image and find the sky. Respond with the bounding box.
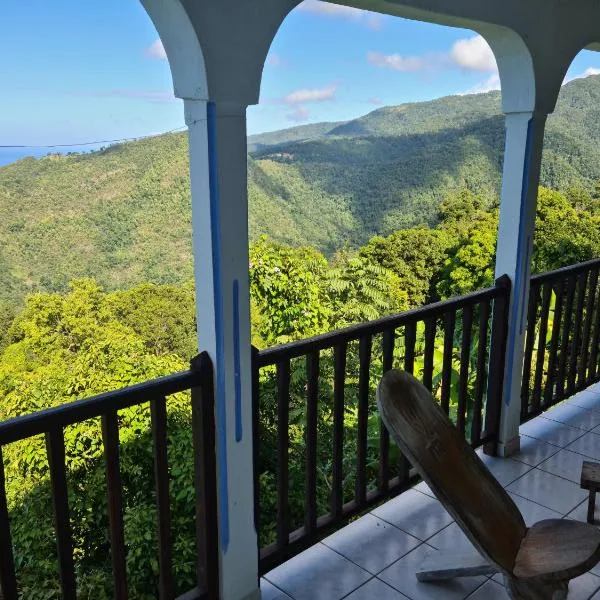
[1,0,600,147]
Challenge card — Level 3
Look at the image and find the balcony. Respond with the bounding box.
[261,385,600,600]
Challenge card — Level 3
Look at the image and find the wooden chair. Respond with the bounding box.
[377,369,600,600]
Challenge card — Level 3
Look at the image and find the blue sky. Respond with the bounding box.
[1,0,600,145]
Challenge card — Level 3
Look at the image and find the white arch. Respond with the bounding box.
[140,0,208,100]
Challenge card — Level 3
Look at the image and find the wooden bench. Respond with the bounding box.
[378,370,600,600]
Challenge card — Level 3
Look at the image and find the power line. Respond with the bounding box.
[0,124,189,150]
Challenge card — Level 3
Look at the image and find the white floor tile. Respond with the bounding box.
[264,543,370,600]
[567,432,600,461]
[379,545,487,600]
[512,434,561,466]
[507,468,587,514]
[541,403,600,431]
[372,489,453,542]
[261,579,294,600]
[465,579,507,599]
[323,513,421,575]
[519,417,584,448]
[507,491,562,526]
[537,448,588,483]
[344,577,410,600]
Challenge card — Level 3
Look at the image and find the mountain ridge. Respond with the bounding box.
[2,75,600,305]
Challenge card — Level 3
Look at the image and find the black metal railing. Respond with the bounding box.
[522,258,600,421]
[252,275,511,573]
[0,353,219,600]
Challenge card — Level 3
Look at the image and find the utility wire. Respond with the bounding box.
[0,124,189,150]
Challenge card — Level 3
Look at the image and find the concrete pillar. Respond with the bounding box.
[185,99,259,600]
[494,111,548,456]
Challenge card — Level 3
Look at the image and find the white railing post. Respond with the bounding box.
[494,111,548,456]
[185,99,259,600]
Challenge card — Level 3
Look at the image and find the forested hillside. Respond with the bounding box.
[3,75,600,310]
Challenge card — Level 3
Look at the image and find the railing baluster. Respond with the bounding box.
[150,396,174,600]
[379,331,394,492]
[580,269,599,389]
[423,318,436,391]
[305,351,319,534]
[275,360,291,549]
[46,427,77,600]
[101,410,128,600]
[521,282,540,420]
[356,336,371,507]
[404,322,417,375]
[190,353,219,599]
[0,447,17,600]
[332,344,346,521]
[568,271,587,395]
[457,305,473,436]
[544,280,565,408]
[484,275,511,454]
[557,275,576,401]
[441,311,456,416]
[401,323,417,485]
[531,283,552,416]
[589,279,600,381]
[471,301,490,446]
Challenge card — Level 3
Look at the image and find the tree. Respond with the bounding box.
[0,280,199,599]
[532,187,600,273]
[326,251,408,327]
[437,211,498,299]
[249,236,331,346]
[360,228,450,307]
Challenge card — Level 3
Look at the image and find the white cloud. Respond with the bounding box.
[367,35,497,78]
[564,67,600,84]
[284,85,338,105]
[297,0,383,30]
[460,73,501,95]
[287,107,311,122]
[367,51,428,72]
[450,35,497,72]
[266,53,286,67]
[146,39,167,60]
[584,67,600,77]
[367,97,383,105]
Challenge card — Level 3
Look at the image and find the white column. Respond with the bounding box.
[185,99,259,600]
[494,111,548,457]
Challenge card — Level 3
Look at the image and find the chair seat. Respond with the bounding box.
[513,519,600,581]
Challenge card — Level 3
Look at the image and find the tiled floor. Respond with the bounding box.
[261,383,600,600]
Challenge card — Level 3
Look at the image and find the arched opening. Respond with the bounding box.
[248,2,516,565]
[0,2,211,597]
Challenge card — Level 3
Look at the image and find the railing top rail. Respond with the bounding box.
[531,257,600,284]
[0,369,200,446]
[256,276,510,366]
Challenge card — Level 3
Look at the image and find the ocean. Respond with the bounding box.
[0,145,106,167]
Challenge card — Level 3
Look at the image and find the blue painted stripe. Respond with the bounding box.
[207,101,230,551]
[233,279,243,442]
[504,117,534,406]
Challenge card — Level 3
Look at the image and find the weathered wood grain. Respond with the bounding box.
[378,369,525,573]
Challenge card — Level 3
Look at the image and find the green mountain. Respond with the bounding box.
[2,75,600,305]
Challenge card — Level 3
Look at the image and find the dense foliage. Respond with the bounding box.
[2,77,600,597]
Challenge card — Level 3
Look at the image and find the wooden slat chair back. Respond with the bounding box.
[377,369,526,573]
